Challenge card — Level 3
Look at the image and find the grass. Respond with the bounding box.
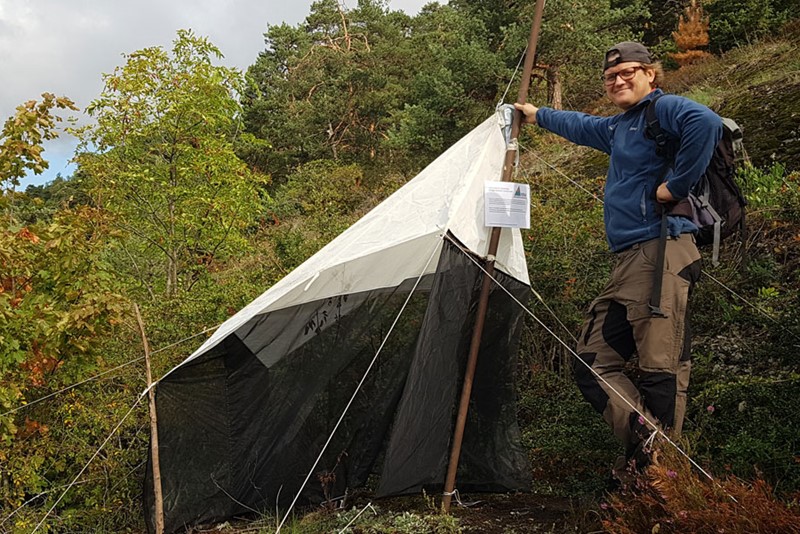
[601,442,800,534]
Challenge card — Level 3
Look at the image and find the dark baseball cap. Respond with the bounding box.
[603,41,652,71]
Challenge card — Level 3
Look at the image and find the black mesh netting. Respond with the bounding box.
[145,238,530,533]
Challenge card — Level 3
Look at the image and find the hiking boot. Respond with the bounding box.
[626,440,652,473]
[608,455,636,492]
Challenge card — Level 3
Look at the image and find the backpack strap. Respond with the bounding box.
[644,94,675,159]
[649,204,669,318]
[644,95,675,318]
[703,185,723,266]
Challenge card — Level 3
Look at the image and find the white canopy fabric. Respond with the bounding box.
[174,110,529,369]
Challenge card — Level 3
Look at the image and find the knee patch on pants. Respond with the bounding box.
[639,371,677,429]
[573,352,609,414]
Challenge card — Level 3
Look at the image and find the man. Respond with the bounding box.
[515,42,722,484]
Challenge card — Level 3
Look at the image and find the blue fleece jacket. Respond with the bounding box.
[536,89,723,252]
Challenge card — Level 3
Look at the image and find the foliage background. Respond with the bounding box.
[1,0,799,531]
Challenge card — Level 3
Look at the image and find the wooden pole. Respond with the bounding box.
[134,303,164,534]
[442,0,546,513]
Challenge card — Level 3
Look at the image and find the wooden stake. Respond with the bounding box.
[442,0,546,514]
[134,303,164,534]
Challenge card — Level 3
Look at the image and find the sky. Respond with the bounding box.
[0,0,440,189]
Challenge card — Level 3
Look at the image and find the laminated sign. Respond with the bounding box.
[484,181,531,229]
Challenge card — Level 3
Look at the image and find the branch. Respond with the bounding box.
[124,184,171,236]
[119,241,156,301]
[336,0,351,51]
[113,220,172,261]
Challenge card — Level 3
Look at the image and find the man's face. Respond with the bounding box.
[603,61,656,110]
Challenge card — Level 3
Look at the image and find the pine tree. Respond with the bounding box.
[671,0,712,66]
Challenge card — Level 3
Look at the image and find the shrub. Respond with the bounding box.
[739,162,790,209]
[602,442,800,533]
[705,0,793,52]
[689,376,800,494]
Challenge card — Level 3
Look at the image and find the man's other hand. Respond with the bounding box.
[656,182,675,203]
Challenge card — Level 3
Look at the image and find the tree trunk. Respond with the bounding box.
[166,200,178,297]
[166,166,178,296]
[166,254,178,297]
[134,303,164,534]
[546,64,563,110]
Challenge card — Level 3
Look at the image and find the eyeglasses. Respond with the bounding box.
[601,66,645,85]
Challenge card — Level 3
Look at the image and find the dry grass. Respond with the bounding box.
[602,442,800,534]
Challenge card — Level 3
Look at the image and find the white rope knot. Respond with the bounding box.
[442,488,462,507]
[643,428,659,451]
[442,489,482,508]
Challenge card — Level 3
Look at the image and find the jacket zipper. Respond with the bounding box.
[640,186,648,222]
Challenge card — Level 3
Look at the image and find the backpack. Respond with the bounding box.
[643,95,747,318]
[645,94,747,266]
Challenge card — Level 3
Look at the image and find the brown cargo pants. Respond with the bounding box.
[574,233,701,462]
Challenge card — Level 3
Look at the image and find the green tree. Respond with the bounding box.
[382,3,507,165]
[0,205,125,432]
[449,0,519,49]
[19,174,91,226]
[705,0,793,51]
[0,93,77,192]
[1,98,125,513]
[77,30,266,297]
[267,160,368,269]
[244,0,506,177]
[464,0,647,109]
[244,0,415,177]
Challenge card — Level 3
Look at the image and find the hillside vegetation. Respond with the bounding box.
[1,1,799,532]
